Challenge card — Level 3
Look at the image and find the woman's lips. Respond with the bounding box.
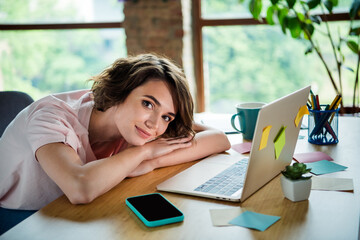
[135,126,151,139]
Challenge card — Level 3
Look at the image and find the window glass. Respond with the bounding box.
[0,0,126,100]
[0,0,124,23]
[0,29,126,100]
[201,0,354,19]
[203,21,356,113]
[201,0,252,19]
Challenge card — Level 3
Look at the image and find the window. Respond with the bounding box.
[0,0,126,100]
[194,0,355,113]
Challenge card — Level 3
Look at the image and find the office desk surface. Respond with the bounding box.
[1,117,359,240]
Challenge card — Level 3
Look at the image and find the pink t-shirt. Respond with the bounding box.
[0,90,126,210]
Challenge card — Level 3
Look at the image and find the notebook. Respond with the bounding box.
[157,86,311,202]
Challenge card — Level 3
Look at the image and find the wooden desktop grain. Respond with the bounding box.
[1,117,359,240]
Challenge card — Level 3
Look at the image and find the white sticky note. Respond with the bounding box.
[311,176,354,192]
[210,208,245,227]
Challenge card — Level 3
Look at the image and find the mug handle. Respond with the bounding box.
[231,112,244,133]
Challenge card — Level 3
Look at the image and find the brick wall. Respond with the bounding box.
[123,0,184,66]
[123,0,195,102]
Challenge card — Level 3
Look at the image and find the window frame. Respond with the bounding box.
[0,9,125,95]
[0,22,123,30]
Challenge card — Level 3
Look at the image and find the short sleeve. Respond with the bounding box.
[26,107,81,154]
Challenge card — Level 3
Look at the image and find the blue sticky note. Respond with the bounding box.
[228,211,280,231]
[306,160,348,175]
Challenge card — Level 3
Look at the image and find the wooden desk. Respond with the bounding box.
[1,117,359,240]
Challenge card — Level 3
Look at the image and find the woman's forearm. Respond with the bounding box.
[154,129,231,168]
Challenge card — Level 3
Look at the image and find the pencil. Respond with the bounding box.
[329,96,341,123]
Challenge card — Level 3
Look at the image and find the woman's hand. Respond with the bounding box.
[126,136,193,177]
[143,135,193,160]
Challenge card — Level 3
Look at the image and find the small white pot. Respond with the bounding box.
[280,175,312,202]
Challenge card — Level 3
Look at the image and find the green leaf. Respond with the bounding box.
[330,0,339,7]
[281,16,289,34]
[282,163,311,180]
[350,0,360,19]
[249,0,263,20]
[307,0,321,9]
[304,19,312,25]
[278,8,289,34]
[286,0,296,8]
[349,27,360,36]
[271,0,280,4]
[324,0,340,12]
[266,6,276,25]
[288,17,302,38]
[347,40,359,54]
[324,0,333,13]
[304,23,315,39]
[297,12,305,22]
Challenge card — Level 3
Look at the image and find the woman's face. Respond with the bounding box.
[114,79,176,145]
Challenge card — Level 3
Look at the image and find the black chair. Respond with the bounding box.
[0,91,36,235]
[0,91,34,137]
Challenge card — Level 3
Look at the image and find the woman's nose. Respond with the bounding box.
[145,113,160,130]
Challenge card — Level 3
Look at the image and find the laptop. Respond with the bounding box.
[157,86,311,202]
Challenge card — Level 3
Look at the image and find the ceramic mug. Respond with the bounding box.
[231,102,265,140]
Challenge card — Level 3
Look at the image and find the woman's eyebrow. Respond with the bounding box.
[144,95,176,117]
[144,95,160,106]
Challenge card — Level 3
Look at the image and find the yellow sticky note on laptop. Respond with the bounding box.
[294,105,309,127]
[274,126,286,160]
[259,125,272,150]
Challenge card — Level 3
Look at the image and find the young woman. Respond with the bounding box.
[0,53,230,211]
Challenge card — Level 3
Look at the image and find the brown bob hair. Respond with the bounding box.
[90,53,194,138]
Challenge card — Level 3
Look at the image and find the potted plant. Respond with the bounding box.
[280,162,312,202]
[240,0,360,114]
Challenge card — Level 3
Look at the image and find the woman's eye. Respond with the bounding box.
[142,100,153,109]
[162,115,171,122]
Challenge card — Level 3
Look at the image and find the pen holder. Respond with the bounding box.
[308,106,339,145]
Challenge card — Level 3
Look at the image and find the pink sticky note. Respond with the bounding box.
[293,151,333,163]
[232,142,252,154]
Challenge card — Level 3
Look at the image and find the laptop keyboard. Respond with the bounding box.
[194,158,248,196]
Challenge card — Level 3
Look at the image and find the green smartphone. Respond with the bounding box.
[126,193,184,227]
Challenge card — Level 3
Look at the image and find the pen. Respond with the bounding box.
[309,94,340,142]
[315,95,320,110]
[310,104,331,137]
[307,98,312,106]
[329,95,340,110]
[310,95,315,110]
[311,94,319,123]
[324,124,338,141]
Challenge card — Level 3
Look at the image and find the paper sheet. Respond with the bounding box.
[293,151,333,163]
[228,211,280,231]
[274,126,287,159]
[306,160,347,175]
[311,176,354,191]
[259,125,272,150]
[232,142,252,154]
[294,105,309,127]
[209,208,245,227]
